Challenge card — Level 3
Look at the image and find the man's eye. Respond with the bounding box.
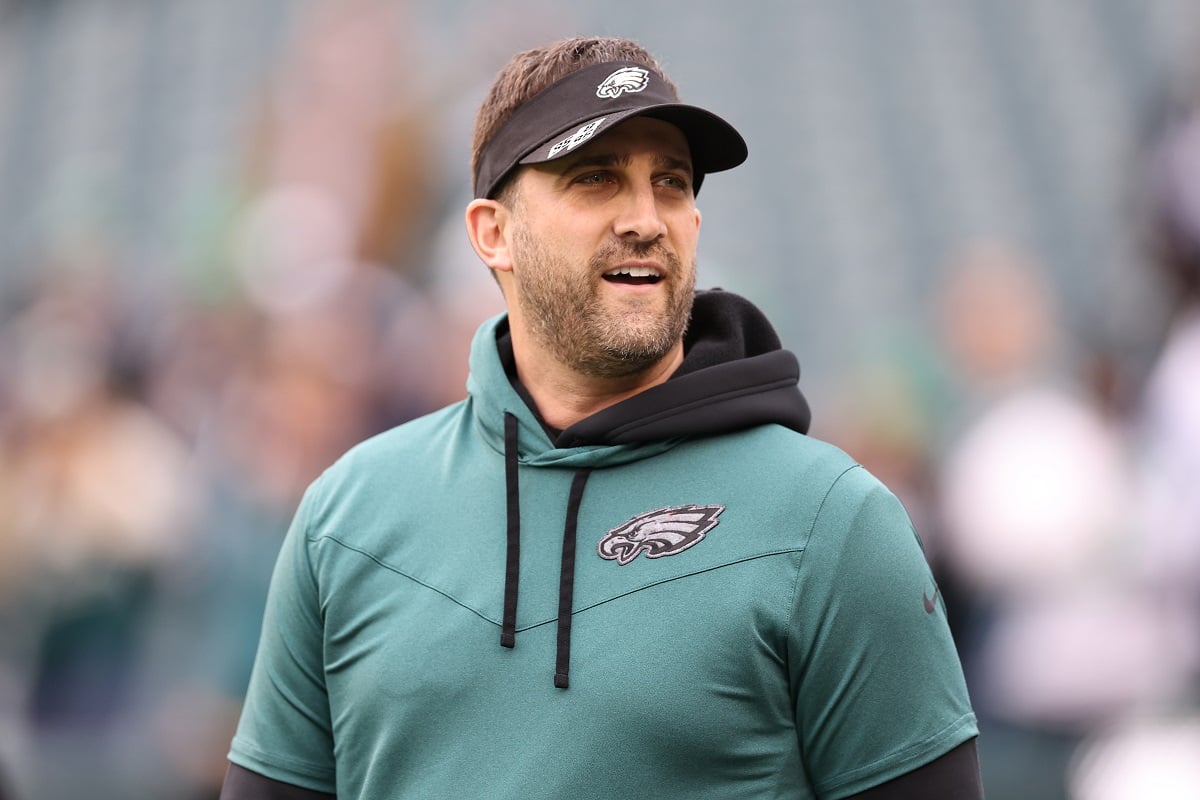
[657,175,691,192]
[575,172,609,185]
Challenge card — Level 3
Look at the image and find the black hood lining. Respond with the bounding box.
[555,349,809,446]
[494,288,811,449]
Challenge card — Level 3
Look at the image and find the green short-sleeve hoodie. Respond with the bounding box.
[229,290,977,799]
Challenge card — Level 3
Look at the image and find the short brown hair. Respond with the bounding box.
[470,37,678,199]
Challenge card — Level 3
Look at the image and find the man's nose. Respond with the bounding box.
[613,184,667,242]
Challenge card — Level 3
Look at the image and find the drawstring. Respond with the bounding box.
[501,413,521,649]
[499,411,593,689]
[556,468,592,689]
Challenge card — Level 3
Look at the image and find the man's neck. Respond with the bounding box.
[512,337,684,432]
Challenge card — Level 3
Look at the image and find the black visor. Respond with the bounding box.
[474,61,748,199]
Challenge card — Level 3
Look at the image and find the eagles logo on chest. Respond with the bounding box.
[598,505,725,566]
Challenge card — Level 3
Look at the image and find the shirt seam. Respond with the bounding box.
[315,532,802,631]
[785,464,863,647]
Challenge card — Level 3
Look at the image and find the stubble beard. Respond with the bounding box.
[512,227,695,379]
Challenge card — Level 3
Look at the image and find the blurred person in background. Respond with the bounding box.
[1063,68,1200,800]
[221,35,980,800]
[0,272,202,799]
[930,242,1193,800]
[1131,76,1200,697]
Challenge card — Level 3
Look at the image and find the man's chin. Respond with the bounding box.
[575,347,671,379]
[593,326,682,370]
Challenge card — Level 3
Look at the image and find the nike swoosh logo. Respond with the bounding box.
[923,586,941,614]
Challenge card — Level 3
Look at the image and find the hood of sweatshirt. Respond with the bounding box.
[463,288,811,687]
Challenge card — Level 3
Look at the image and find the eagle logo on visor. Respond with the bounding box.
[596,66,650,98]
[598,504,725,565]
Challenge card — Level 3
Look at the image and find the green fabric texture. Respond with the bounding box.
[229,314,976,798]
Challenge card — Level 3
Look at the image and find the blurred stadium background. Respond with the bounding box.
[2,1,1200,797]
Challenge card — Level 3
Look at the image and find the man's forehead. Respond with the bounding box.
[561,116,693,166]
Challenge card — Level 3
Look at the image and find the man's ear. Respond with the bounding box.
[465,198,514,273]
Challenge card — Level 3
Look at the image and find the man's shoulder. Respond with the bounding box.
[295,400,476,537]
[707,424,903,520]
[360,399,468,449]
[318,400,470,485]
[718,423,862,480]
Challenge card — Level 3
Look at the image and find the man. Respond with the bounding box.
[221,36,981,799]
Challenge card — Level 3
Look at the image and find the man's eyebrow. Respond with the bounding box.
[654,153,694,176]
[555,152,627,172]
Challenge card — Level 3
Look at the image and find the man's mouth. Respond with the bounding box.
[602,265,663,286]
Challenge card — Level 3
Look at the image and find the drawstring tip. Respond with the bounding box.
[500,631,515,648]
[554,672,569,689]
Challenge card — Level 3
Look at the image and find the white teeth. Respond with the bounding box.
[605,266,661,278]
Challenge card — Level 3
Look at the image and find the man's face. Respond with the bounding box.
[503,117,702,378]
